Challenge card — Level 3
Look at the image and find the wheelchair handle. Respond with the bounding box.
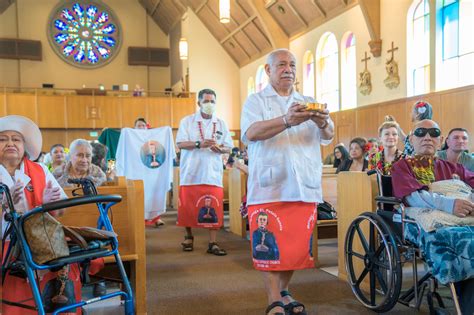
[40,194,122,213]
[367,169,378,176]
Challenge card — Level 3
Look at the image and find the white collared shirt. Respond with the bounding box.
[176,111,233,187]
[1,162,67,237]
[241,84,334,205]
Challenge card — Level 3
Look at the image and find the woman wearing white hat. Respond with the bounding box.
[0,115,81,314]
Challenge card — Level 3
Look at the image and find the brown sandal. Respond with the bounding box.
[207,242,227,256]
[181,235,194,252]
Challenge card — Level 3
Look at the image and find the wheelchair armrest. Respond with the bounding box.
[375,196,403,205]
[23,194,122,218]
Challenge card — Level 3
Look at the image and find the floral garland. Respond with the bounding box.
[368,147,404,175]
[197,121,217,141]
[407,155,436,185]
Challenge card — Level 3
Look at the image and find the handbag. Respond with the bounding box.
[317,201,337,220]
[23,212,70,264]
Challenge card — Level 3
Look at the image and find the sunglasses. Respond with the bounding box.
[413,127,441,138]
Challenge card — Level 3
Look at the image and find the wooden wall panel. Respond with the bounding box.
[6,93,37,121]
[439,88,474,140]
[94,96,122,129]
[147,97,171,128]
[171,97,196,128]
[356,106,379,139]
[41,129,69,152]
[377,100,407,134]
[66,130,98,146]
[0,93,6,117]
[121,97,147,128]
[66,96,94,128]
[37,95,66,128]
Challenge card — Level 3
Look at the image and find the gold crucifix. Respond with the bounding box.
[361,52,370,71]
[387,41,398,60]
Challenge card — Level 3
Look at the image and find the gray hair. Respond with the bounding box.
[69,139,92,155]
[266,48,295,66]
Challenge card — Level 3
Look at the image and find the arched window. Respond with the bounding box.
[436,0,473,90]
[255,65,269,92]
[316,32,339,112]
[247,77,255,96]
[407,0,430,96]
[340,32,356,109]
[302,51,315,97]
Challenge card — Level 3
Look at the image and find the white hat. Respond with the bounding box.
[0,115,42,160]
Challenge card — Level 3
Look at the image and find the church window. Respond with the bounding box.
[341,32,356,110]
[255,65,269,92]
[316,32,339,112]
[247,77,255,96]
[302,51,315,98]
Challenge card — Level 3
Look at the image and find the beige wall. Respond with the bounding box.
[240,1,413,109]
[0,0,170,91]
[181,9,241,130]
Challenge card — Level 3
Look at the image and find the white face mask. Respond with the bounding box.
[201,102,216,115]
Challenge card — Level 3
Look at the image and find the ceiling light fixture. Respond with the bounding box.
[278,5,285,14]
[219,0,230,23]
[179,38,188,60]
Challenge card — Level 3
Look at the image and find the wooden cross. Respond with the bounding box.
[361,52,370,71]
[387,41,398,59]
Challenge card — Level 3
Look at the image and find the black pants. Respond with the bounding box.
[456,278,474,315]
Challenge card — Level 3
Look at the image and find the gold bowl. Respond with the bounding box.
[305,102,325,112]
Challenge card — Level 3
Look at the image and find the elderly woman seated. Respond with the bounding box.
[54,139,106,187]
[391,119,474,314]
[0,115,80,314]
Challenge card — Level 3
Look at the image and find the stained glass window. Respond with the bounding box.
[302,51,315,98]
[437,0,473,89]
[407,0,430,96]
[255,65,269,92]
[316,32,339,112]
[48,1,122,68]
[341,32,356,109]
[247,77,255,96]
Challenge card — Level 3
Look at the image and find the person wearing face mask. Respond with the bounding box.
[175,88,233,256]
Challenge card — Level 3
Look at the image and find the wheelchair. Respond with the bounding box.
[343,170,462,314]
[1,178,135,315]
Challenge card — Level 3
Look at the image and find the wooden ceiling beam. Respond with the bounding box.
[229,35,251,59]
[195,0,208,14]
[220,15,256,44]
[248,0,289,49]
[150,0,161,16]
[311,0,327,18]
[285,1,307,27]
[358,0,382,57]
[341,0,348,6]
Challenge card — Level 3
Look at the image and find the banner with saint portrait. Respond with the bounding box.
[248,202,317,271]
[115,127,176,219]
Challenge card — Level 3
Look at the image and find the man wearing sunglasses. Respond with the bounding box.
[391,119,474,314]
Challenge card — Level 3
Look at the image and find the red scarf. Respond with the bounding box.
[22,157,46,209]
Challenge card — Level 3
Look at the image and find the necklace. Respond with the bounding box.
[379,149,402,175]
[197,121,217,141]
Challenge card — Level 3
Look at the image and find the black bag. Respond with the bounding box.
[317,201,336,220]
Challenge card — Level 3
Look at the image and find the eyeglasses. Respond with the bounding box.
[413,127,441,138]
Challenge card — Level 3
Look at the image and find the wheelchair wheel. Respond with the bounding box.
[344,212,403,313]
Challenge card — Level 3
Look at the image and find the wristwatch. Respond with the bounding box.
[195,141,201,149]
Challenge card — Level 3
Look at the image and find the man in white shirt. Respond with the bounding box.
[241,49,334,315]
[176,89,233,256]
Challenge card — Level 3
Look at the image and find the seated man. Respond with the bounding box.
[437,128,473,171]
[391,119,474,314]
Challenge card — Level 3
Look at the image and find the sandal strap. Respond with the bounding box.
[284,301,306,315]
[280,290,291,298]
[265,301,285,315]
[184,235,194,240]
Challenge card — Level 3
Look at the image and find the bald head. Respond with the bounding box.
[410,119,442,156]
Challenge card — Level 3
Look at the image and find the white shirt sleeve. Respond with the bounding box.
[176,117,190,143]
[241,94,264,145]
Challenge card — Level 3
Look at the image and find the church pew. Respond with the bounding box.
[336,172,378,286]
[228,168,247,238]
[59,177,147,314]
